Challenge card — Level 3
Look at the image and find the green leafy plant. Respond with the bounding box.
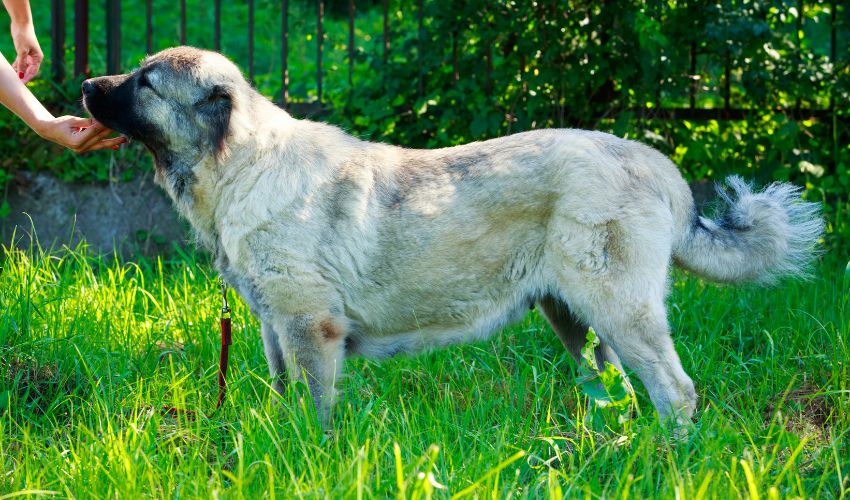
[576,328,636,436]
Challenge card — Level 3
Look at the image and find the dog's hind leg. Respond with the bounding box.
[561,273,697,426]
[260,322,287,396]
[548,215,696,425]
[538,294,635,415]
[538,294,629,381]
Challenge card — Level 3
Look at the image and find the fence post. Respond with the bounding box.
[248,0,255,82]
[689,40,697,108]
[180,0,186,45]
[688,0,696,109]
[795,0,804,114]
[830,0,837,171]
[723,49,730,113]
[145,0,152,54]
[317,0,323,103]
[281,0,288,105]
[382,0,389,91]
[349,0,355,89]
[215,0,222,51]
[51,0,65,82]
[383,0,389,66]
[485,44,492,99]
[74,0,89,78]
[451,27,459,84]
[417,0,424,98]
[106,0,120,74]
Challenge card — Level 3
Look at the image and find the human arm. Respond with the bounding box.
[2,0,41,83]
[0,52,126,152]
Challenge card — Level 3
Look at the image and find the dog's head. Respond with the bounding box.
[83,46,247,169]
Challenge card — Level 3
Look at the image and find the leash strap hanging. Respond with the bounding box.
[159,277,232,420]
[215,278,232,411]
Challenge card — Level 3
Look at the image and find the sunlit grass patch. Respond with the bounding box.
[1,240,848,497]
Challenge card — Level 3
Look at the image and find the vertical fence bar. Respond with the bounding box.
[688,0,695,108]
[74,0,89,77]
[383,0,389,65]
[830,0,837,169]
[317,0,323,103]
[349,0,355,89]
[51,0,65,82]
[830,0,836,68]
[723,49,730,111]
[451,29,458,84]
[180,0,186,45]
[485,43,492,98]
[483,5,492,99]
[795,0,803,112]
[145,0,152,53]
[106,0,120,74]
[654,6,662,109]
[519,52,526,94]
[417,0,424,98]
[214,0,221,50]
[689,41,696,108]
[248,0,255,82]
[281,0,289,105]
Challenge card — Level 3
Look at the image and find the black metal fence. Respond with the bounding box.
[47,1,845,121]
[50,0,374,115]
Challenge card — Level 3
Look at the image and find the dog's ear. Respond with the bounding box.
[199,84,232,159]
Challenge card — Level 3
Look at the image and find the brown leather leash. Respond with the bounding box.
[158,278,232,420]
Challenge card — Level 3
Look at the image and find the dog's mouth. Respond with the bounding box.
[81,76,137,137]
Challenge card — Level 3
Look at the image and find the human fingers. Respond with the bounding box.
[76,136,128,153]
[22,53,41,83]
[83,125,119,145]
[74,124,127,152]
[12,52,24,79]
[65,116,95,130]
[71,119,105,136]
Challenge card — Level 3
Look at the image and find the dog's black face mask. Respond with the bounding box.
[83,71,173,163]
[82,63,232,167]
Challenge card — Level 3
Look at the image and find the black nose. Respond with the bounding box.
[81,79,95,96]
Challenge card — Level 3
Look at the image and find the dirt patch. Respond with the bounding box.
[0,354,77,415]
[764,383,834,440]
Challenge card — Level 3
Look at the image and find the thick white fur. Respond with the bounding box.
[141,49,823,425]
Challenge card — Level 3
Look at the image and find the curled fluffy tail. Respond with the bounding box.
[673,176,824,283]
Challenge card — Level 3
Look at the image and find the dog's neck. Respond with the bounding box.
[157,95,300,253]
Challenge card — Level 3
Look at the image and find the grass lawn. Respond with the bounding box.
[0,240,848,498]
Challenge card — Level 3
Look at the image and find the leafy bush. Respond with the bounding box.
[0,0,847,243]
[322,0,848,243]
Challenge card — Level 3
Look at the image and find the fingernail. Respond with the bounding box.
[112,145,120,150]
[18,71,23,79]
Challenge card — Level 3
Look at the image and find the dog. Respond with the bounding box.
[82,46,823,426]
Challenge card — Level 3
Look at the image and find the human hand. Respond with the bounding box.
[10,21,42,83]
[34,116,128,153]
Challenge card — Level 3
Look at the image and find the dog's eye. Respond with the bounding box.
[137,72,152,88]
[196,86,231,108]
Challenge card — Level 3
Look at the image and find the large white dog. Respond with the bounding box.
[83,46,823,426]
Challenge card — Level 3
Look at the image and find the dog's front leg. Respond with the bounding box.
[260,322,287,396]
[271,313,347,425]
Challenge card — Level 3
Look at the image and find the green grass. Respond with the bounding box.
[1,238,848,498]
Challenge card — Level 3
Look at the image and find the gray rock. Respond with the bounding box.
[1,171,189,257]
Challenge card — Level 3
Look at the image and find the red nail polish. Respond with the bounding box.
[112,145,119,150]
[18,71,23,79]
